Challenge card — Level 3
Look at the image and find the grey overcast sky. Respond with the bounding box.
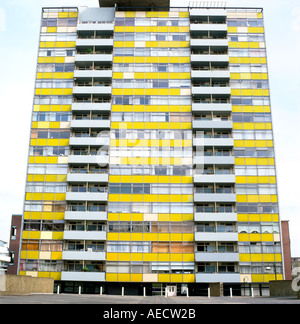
[0,0,299,256]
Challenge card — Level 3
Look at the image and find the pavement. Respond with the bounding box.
[0,293,299,304]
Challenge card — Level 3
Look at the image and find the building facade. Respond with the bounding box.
[0,241,10,275]
[18,1,284,295]
[7,215,22,275]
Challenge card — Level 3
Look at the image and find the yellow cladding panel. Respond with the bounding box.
[239,254,251,262]
[236,195,247,203]
[131,253,143,262]
[106,273,118,281]
[118,274,131,281]
[146,11,159,17]
[262,254,275,262]
[131,274,143,282]
[179,12,189,17]
[54,212,64,220]
[249,234,262,241]
[183,274,195,283]
[118,233,131,241]
[237,214,248,222]
[159,254,170,262]
[107,233,119,241]
[158,274,170,282]
[51,252,62,260]
[261,233,274,241]
[118,253,131,261]
[144,254,158,261]
[228,27,238,33]
[249,214,260,222]
[37,272,50,278]
[28,231,40,239]
[238,233,249,242]
[27,251,40,259]
[54,57,65,63]
[230,73,240,80]
[170,274,183,283]
[252,274,265,282]
[53,232,64,239]
[249,42,260,49]
[251,254,263,262]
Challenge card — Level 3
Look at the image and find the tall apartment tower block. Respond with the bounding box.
[19,0,284,295]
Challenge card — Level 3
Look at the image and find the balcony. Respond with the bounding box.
[195,252,239,262]
[77,22,114,32]
[194,174,236,183]
[194,232,238,242]
[193,137,234,146]
[61,271,105,282]
[192,119,233,130]
[62,250,106,261]
[195,272,240,283]
[72,86,112,95]
[69,136,110,146]
[192,103,232,113]
[194,212,237,222]
[70,119,110,129]
[65,192,108,201]
[194,193,236,203]
[194,155,235,165]
[72,102,111,112]
[191,54,229,62]
[64,211,107,221]
[68,154,109,165]
[192,86,231,95]
[75,53,113,62]
[67,172,109,183]
[63,230,107,241]
[74,69,112,78]
[191,70,230,79]
[190,38,228,47]
[76,38,113,47]
[190,23,227,32]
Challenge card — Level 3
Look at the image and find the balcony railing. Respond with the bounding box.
[192,66,229,71]
[190,21,226,25]
[65,224,106,231]
[77,35,113,39]
[195,206,235,213]
[196,225,236,233]
[73,98,111,103]
[193,98,230,104]
[67,205,107,212]
[63,263,104,272]
[191,50,228,55]
[75,66,112,71]
[76,50,113,55]
[68,187,108,193]
[78,21,114,24]
[193,82,229,87]
[69,169,109,174]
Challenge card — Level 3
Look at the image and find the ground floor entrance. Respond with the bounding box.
[166,285,177,297]
[55,281,269,297]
